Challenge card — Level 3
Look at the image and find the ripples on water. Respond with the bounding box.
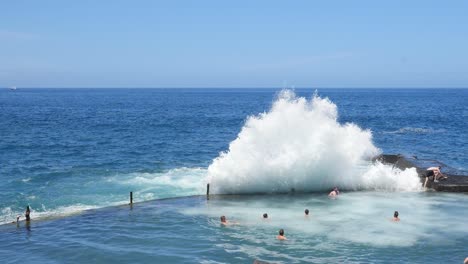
[1,193,467,263]
[0,88,467,263]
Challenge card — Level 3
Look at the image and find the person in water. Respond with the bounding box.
[220,215,228,225]
[25,206,31,221]
[424,166,447,187]
[328,187,340,197]
[304,209,309,216]
[220,215,238,226]
[392,211,400,222]
[263,213,268,219]
[277,229,287,240]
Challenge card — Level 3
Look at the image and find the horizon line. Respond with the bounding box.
[2,87,468,89]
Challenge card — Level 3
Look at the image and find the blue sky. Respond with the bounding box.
[1,0,467,88]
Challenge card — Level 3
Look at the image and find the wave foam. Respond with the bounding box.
[1,167,207,225]
[207,90,421,194]
[1,204,100,225]
[113,167,206,195]
[383,127,445,134]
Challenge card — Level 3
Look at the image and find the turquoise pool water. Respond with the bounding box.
[1,192,467,263]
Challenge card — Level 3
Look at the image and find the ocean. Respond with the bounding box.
[0,88,467,263]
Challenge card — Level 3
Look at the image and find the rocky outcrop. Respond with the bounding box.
[373,154,468,192]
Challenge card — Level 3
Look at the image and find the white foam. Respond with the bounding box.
[360,162,422,192]
[383,127,445,134]
[113,167,206,195]
[182,192,468,248]
[1,207,15,224]
[30,204,99,220]
[1,204,101,225]
[207,90,421,194]
[1,167,207,225]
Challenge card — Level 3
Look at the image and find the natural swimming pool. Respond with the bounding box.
[1,192,467,263]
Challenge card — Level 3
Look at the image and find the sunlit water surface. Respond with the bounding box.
[1,88,467,263]
[1,192,467,263]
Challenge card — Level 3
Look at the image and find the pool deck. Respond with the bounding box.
[374,154,468,192]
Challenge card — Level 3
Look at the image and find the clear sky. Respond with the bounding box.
[1,0,467,88]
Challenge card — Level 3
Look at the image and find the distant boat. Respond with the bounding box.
[9,86,17,90]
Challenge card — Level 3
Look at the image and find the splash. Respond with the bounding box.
[112,167,206,196]
[207,90,421,194]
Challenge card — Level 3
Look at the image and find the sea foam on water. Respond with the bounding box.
[207,90,421,194]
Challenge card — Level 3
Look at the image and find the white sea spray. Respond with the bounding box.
[207,90,421,194]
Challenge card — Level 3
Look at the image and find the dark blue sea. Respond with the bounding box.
[0,88,467,263]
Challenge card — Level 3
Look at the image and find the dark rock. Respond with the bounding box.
[374,154,468,192]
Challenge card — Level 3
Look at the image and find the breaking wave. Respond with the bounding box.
[207,90,421,194]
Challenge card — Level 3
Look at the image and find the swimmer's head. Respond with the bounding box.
[438,166,442,169]
[279,229,284,236]
[394,211,399,218]
[220,215,226,222]
[263,213,268,219]
[305,209,309,215]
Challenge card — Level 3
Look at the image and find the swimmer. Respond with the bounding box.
[328,187,340,197]
[392,211,400,222]
[220,215,238,226]
[220,215,228,225]
[304,209,309,216]
[277,229,287,240]
[262,213,268,219]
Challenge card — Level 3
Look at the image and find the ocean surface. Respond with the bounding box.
[0,88,467,263]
